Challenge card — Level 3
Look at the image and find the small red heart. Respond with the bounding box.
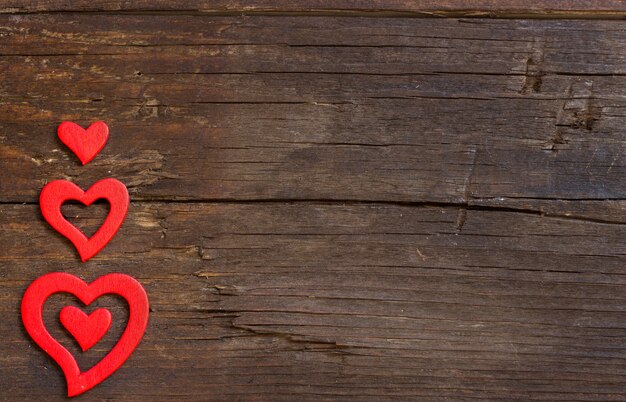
[58,121,109,165]
[40,178,129,262]
[60,306,112,352]
[22,272,149,397]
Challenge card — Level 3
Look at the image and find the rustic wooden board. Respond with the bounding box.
[2,0,626,16]
[2,202,626,400]
[1,7,626,402]
[1,16,626,217]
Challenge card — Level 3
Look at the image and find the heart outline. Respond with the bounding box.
[60,306,112,352]
[58,121,109,165]
[22,272,149,397]
[39,178,129,262]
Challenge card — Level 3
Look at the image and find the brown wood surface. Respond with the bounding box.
[2,1,626,16]
[1,3,626,401]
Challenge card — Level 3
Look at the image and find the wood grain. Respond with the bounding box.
[2,202,626,400]
[1,16,626,216]
[1,7,625,402]
[2,1,626,16]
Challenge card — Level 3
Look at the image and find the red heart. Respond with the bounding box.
[22,272,149,397]
[60,306,112,352]
[40,178,129,262]
[58,121,109,165]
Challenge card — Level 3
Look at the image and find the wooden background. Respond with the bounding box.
[2,1,626,400]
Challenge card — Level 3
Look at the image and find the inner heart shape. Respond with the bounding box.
[40,178,129,262]
[60,306,112,352]
[58,121,109,165]
[22,272,149,397]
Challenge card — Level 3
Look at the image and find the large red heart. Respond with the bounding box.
[40,178,129,262]
[22,272,149,397]
[60,306,112,352]
[58,121,109,165]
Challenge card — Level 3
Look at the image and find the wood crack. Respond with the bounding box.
[2,198,626,225]
[3,9,626,20]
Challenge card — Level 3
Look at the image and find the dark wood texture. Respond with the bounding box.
[2,1,626,16]
[1,4,626,401]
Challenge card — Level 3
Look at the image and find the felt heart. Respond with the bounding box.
[60,306,112,352]
[22,272,149,397]
[58,121,109,165]
[40,178,129,262]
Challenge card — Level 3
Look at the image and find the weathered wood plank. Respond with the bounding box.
[2,202,626,400]
[2,11,626,401]
[1,16,625,218]
[1,0,626,16]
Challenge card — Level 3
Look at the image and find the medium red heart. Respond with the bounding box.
[22,272,149,397]
[60,306,112,352]
[58,121,109,165]
[40,178,129,262]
